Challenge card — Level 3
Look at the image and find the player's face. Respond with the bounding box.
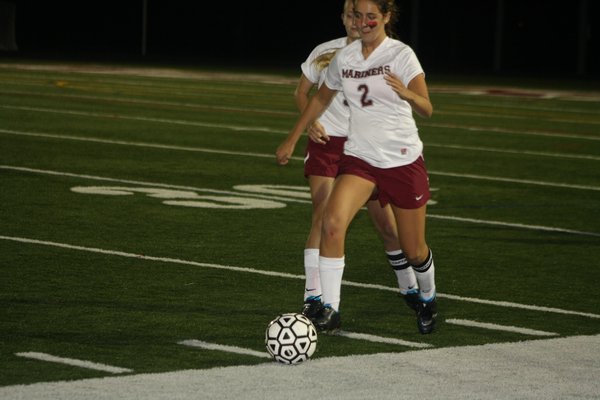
[353,0,389,40]
[342,5,360,40]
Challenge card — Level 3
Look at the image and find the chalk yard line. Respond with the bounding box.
[0,105,283,134]
[178,340,271,359]
[2,164,599,237]
[1,235,599,321]
[3,102,600,142]
[15,352,133,374]
[179,329,432,360]
[445,319,559,337]
[2,87,598,124]
[3,127,600,192]
[336,331,433,348]
[0,164,307,204]
[426,214,600,238]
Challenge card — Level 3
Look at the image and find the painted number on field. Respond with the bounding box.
[70,186,287,209]
[71,184,437,210]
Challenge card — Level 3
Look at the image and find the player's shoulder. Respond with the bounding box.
[310,37,348,56]
[335,39,362,59]
[383,37,415,56]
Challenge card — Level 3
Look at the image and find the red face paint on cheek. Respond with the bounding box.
[367,21,378,28]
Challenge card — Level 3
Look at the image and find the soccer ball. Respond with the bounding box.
[265,313,318,364]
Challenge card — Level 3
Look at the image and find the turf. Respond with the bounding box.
[0,62,599,386]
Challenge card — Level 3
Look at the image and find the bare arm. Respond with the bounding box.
[294,75,330,145]
[294,74,314,112]
[276,84,336,165]
[384,72,433,118]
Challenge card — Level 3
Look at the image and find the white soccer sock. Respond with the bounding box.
[304,248,321,301]
[319,256,345,311]
[412,250,436,301]
[386,250,418,294]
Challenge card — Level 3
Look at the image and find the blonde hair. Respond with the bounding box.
[313,49,341,71]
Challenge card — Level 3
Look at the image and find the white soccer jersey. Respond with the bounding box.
[324,37,425,168]
[301,37,350,138]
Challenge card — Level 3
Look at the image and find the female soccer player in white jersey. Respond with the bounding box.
[278,0,437,334]
[276,0,421,332]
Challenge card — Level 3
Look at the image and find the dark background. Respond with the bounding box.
[2,0,599,79]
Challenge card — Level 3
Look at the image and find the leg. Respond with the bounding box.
[392,204,435,299]
[366,200,418,295]
[391,204,429,266]
[391,204,437,334]
[320,174,375,257]
[302,175,334,317]
[305,175,335,249]
[313,174,375,333]
[366,200,399,251]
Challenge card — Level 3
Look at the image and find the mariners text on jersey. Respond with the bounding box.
[342,65,391,79]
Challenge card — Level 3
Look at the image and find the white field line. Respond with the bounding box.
[0,62,298,85]
[3,128,600,192]
[0,105,284,134]
[338,279,600,319]
[0,165,309,204]
[427,142,600,161]
[428,169,600,192]
[180,330,431,357]
[0,89,297,116]
[434,109,600,125]
[0,129,274,160]
[2,164,599,237]
[2,103,600,142]
[3,88,600,125]
[433,99,600,115]
[0,128,275,160]
[0,123,600,164]
[1,235,599,320]
[422,121,600,141]
[178,340,271,358]
[435,110,600,125]
[429,85,600,102]
[3,61,599,102]
[336,331,433,348]
[445,319,559,337]
[426,214,600,237]
[15,352,133,374]
[4,126,600,163]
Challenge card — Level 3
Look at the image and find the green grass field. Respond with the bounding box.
[1,62,599,388]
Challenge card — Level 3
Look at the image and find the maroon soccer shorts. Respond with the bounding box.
[303,136,347,178]
[338,154,431,209]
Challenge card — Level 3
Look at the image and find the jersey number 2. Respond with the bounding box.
[358,84,373,107]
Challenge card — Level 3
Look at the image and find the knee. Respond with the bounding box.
[321,212,346,242]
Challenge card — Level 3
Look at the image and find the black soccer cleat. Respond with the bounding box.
[301,296,324,320]
[402,292,437,334]
[416,298,437,335]
[312,305,341,334]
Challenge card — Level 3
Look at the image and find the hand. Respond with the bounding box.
[307,121,329,145]
[385,72,433,118]
[276,138,295,165]
[384,72,413,102]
